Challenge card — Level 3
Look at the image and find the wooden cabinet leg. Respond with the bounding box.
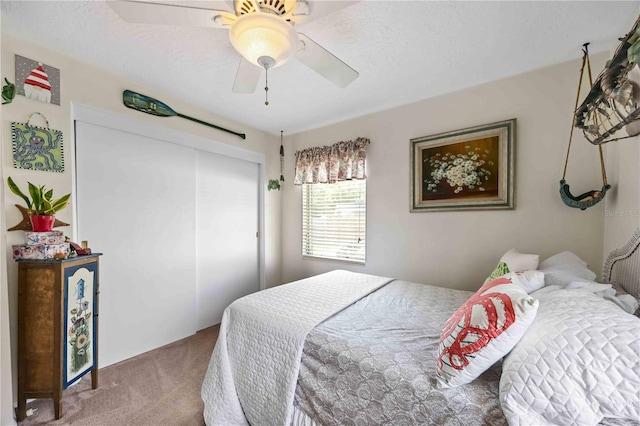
[16,395,26,422]
[54,397,62,420]
[91,368,99,389]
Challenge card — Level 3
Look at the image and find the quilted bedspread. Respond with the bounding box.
[201,270,393,426]
[294,280,508,425]
[500,287,640,425]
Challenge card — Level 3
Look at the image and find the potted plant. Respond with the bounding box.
[7,177,71,232]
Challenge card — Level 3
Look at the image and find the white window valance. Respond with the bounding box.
[294,137,370,185]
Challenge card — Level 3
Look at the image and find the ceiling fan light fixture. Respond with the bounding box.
[229,12,299,69]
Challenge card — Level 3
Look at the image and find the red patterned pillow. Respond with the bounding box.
[436,273,539,388]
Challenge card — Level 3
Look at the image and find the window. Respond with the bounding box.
[302,179,366,263]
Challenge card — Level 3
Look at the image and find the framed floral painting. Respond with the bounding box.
[411,119,515,212]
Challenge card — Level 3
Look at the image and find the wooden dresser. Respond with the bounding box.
[16,254,101,421]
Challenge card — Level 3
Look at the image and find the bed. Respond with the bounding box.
[201,229,640,426]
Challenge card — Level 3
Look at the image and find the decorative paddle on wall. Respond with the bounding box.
[122,90,246,140]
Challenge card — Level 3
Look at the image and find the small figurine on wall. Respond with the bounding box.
[267,179,281,191]
[15,55,60,105]
[2,78,16,104]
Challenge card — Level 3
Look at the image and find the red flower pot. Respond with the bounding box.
[30,215,55,232]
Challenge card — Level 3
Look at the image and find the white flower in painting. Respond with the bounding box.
[424,149,493,194]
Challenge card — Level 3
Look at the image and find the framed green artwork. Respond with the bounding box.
[12,113,64,173]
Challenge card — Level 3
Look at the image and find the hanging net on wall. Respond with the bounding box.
[560,43,611,211]
[574,16,640,145]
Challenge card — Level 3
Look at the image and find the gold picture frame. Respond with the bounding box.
[411,119,516,212]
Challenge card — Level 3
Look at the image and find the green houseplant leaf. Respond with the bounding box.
[45,194,70,215]
[28,183,44,214]
[6,177,71,216]
[7,177,32,210]
[42,197,53,215]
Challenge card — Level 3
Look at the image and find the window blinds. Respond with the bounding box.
[302,179,366,263]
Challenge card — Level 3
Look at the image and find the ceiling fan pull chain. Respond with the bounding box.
[264,67,269,106]
[280,130,285,182]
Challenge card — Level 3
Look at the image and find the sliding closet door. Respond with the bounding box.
[75,121,197,367]
[196,150,260,330]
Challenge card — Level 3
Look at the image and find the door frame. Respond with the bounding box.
[70,103,266,291]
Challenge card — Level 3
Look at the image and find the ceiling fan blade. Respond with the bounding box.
[290,1,360,25]
[106,0,232,27]
[232,58,262,93]
[296,33,358,88]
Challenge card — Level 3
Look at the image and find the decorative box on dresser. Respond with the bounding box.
[16,254,102,421]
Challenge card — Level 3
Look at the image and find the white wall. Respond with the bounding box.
[1,32,283,417]
[282,54,610,291]
[602,133,640,258]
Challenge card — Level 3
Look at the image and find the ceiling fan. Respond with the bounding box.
[106,0,359,104]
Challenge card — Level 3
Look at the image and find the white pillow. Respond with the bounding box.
[435,272,539,388]
[539,251,596,287]
[501,248,540,272]
[539,251,588,269]
[484,249,541,287]
[514,270,545,294]
[500,288,640,425]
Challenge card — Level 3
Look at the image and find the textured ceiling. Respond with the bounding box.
[2,1,639,135]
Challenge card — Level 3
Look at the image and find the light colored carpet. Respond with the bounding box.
[19,325,220,425]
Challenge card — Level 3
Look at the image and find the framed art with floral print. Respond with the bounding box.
[411,119,515,212]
